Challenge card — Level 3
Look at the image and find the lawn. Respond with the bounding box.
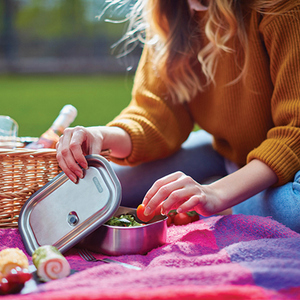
[0,74,134,137]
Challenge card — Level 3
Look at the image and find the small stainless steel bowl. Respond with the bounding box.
[78,206,167,256]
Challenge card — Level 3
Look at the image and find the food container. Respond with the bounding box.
[19,154,167,256]
[19,154,122,255]
[77,206,167,256]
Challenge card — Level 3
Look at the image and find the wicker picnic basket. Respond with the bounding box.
[0,148,61,228]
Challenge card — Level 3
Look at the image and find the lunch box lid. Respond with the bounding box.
[18,154,122,256]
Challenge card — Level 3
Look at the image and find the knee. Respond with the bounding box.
[266,174,300,232]
[292,170,300,193]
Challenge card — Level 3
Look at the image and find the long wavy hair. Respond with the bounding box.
[101,0,297,103]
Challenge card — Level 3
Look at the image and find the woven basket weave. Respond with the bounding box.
[0,148,61,228]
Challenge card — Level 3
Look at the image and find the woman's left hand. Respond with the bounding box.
[142,171,221,217]
[142,160,278,218]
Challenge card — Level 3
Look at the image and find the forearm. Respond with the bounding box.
[210,159,278,212]
[101,126,132,159]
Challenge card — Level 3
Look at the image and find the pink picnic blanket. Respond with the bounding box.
[1,214,300,300]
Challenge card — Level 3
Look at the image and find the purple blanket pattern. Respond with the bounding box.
[1,214,300,299]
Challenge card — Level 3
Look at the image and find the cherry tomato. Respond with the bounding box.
[168,210,177,219]
[136,204,155,223]
[166,210,177,226]
[188,211,200,223]
[167,215,173,226]
[173,213,192,226]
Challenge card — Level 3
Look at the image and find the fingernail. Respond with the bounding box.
[177,208,183,213]
[75,171,83,179]
[69,174,77,183]
[144,206,151,216]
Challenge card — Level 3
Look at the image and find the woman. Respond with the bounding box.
[56,0,300,232]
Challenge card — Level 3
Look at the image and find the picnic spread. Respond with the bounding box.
[1,147,300,299]
[1,213,300,299]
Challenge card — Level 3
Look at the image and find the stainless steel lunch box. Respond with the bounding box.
[19,154,167,256]
[19,155,122,255]
[77,206,167,256]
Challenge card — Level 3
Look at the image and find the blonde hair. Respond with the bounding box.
[103,0,297,103]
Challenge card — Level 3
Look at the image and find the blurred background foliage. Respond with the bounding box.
[0,0,138,62]
[0,0,140,137]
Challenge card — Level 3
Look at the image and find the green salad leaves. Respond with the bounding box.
[105,214,143,227]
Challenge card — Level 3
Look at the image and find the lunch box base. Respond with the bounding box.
[77,206,167,256]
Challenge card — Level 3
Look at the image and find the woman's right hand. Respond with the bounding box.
[56,125,132,183]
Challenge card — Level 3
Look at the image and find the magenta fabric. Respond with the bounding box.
[1,214,300,300]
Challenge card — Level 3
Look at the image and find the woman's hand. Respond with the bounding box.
[142,159,278,217]
[56,125,132,183]
[142,171,221,217]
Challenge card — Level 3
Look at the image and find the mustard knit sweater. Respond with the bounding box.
[108,4,300,187]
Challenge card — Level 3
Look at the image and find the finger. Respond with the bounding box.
[56,128,86,181]
[143,172,183,206]
[161,188,195,214]
[56,138,78,183]
[176,195,202,213]
[157,174,204,215]
[177,194,214,217]
[143,173,186,216]
[68,128,89,170]
[56,154,78,184]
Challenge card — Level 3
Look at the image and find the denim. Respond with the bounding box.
[111,130,300,233]
[232,171,300,233]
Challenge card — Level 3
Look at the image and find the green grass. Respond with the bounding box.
[0,74,134,137]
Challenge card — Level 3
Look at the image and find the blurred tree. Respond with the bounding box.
[60,0,86,36]
[13,0,127,58]
[0,0,139,73]
[0,0,18,60]
[16,0,89,38]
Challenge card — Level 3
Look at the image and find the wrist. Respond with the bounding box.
[101,126,132,158]
[210,159,278,210]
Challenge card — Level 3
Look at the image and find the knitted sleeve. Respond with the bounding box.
[247,5,300,186]
[107,46,194,166]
